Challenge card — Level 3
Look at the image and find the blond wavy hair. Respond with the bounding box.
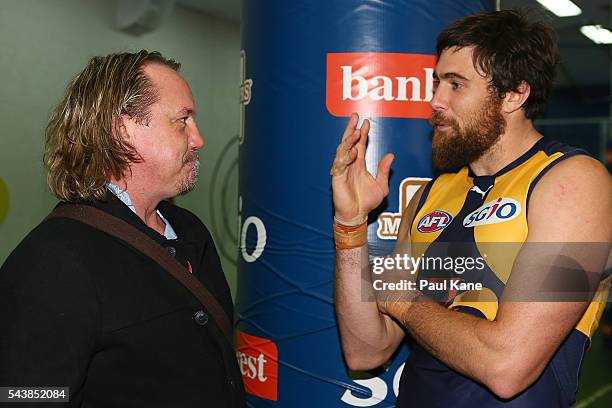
[44,50,180,202]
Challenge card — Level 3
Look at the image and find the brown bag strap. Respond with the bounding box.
[47,204,233,345]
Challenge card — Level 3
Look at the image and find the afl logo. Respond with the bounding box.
[417,210,453,233]
[463,197,521,228]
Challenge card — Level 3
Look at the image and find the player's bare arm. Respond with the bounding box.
[332,113,434,370]
[378,155,611,398]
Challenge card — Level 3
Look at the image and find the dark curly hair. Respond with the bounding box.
[437,10,559,119]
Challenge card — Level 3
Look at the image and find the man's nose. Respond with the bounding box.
[429,86,447,111]
[191,124,204,150]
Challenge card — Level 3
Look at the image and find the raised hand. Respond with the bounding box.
[330,113,394,224]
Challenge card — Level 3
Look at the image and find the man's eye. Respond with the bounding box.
[179,117,188,125]
[432,79,440,93]
[451,82,463,90]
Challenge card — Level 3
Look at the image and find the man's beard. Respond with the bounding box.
[176,151,200,196]
[429,93,506,170]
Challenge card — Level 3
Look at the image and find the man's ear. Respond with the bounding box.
[502,81,531,114]
[111,114,132,143]
[109,114,140,182]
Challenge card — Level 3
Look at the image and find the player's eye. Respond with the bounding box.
[432,79,440,93]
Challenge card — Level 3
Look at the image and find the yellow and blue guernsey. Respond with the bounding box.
[397,138,609,407]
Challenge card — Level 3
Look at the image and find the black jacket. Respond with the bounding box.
[0,193,246,407]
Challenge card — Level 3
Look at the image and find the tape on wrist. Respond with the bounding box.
[333,215,367,227]
[333,220,367,249]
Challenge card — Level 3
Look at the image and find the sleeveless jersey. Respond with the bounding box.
[396,138,609,407]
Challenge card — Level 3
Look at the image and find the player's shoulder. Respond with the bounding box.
[527,154,610,234]
[536,154,610,191]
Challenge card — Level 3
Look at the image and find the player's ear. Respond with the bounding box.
[502,81,530,114]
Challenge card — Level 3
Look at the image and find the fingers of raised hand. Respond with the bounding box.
[352,118,371,160]
[341,113,360,142]
[330,145,358,176]
[359,119,370,147]
[330,130,360,176]
[374,153,394,195]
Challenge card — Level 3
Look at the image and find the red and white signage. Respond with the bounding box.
[236,330,279,401]
[326,52,437,118]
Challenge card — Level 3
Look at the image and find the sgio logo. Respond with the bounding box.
[326,52,437,118]
[463,197,521,228]
[236,330,278,401]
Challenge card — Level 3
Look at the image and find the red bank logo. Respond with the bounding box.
[417,210,453,233]
[236,330,278,401]
[326,52,437,118]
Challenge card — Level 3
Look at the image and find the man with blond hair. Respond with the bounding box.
[0,50,245,407]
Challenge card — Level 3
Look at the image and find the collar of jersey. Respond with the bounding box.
[467,137,545,180]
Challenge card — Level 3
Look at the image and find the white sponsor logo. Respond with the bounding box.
[341,66,435,102]
[236,350,268,382]
[239,196,267,262]
[463,197,521,228]
[340,363,405,407]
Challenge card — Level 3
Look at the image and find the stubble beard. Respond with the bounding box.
[176,151,200,196]
[429,93,506,171]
